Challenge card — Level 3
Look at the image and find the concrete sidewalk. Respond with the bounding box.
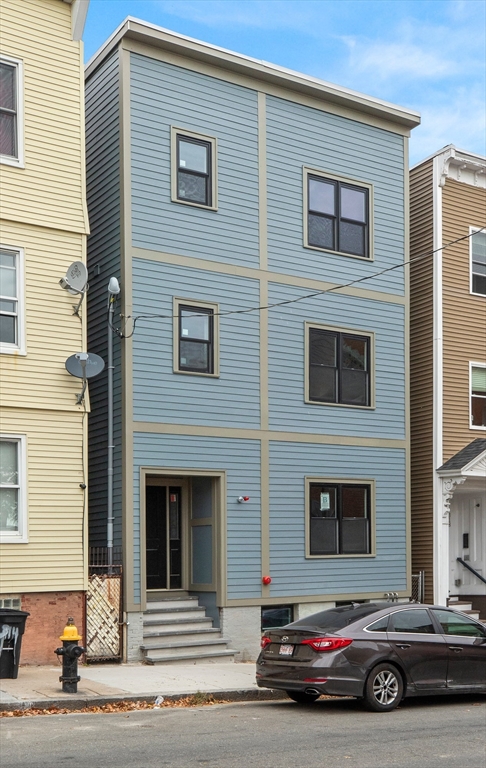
[0,661,280,711]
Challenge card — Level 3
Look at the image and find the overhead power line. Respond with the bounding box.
[110,226,486,339]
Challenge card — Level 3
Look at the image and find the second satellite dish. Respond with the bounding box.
[65,352,105,379]
[59,261,88,295]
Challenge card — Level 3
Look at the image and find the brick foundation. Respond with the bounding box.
[17,591,85,666]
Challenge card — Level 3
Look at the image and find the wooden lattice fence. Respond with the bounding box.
[86,549,123,661]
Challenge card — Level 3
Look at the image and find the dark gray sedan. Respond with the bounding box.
[256,602,486,711]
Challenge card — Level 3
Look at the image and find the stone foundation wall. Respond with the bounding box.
[125,611,144,662]
[219,606,261,661]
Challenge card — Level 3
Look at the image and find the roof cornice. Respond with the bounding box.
[85,17,420,130]
[411,145,486,189]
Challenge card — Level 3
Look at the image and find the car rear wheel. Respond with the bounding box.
[286,691,320,704]
[363,663,403,712]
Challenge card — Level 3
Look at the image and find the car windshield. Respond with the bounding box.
[289,603,386,632]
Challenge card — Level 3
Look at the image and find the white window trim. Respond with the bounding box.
[173,297,220,377]
[304,321,376,409]
[0,434,28,543]
[0,54,24,168]
[303,166,374,261]
[170,126,218,211]
[469,226,486,297]
[470,361,486,431]
[0,244,25,355]
[305,476,376,559]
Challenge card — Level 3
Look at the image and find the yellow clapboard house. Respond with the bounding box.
[0,0,90,663]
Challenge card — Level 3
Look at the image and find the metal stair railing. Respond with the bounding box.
[456,557,486,586]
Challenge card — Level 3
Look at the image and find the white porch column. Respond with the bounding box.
[435,476,466,604]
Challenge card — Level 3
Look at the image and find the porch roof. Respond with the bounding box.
[437,439,486,476]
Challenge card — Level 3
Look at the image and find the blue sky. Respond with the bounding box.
[83,1,486,165]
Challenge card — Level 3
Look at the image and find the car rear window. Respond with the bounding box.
[290,603,386,631]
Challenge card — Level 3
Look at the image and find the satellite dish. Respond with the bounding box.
[65,352,105,379]
[60,261,88,295]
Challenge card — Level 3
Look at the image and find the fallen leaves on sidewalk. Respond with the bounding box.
[0,692,229,717]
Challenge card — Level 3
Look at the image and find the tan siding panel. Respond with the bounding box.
[442,178,486,461]
[410,159,434,601]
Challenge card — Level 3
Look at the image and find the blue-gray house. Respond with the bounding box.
[85,18,420,662]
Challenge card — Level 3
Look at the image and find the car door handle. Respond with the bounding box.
[395,643,411,649]
[448,646,463,652]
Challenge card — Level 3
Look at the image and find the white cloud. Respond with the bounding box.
[340,37,458,81]
[155,0,313,30]
[410,87,486,163]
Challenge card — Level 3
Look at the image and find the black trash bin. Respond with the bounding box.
[0,608,30,679]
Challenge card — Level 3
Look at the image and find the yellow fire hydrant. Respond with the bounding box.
[54,617,85,693]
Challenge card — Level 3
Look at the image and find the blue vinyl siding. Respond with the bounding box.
[269,442,407,596]
[85,51,123,548]
[266,95,405,294]
[268,281,406,438]
[133,434,261,602]
[130,54,260,267]
[132,259,260,427]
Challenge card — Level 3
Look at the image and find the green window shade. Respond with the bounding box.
[472,367,486,394]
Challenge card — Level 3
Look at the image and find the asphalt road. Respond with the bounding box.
[1,695,485,768]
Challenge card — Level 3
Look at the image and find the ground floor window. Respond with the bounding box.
[0,434,27,542]
[261,605,293,630]
[307,480,372,556]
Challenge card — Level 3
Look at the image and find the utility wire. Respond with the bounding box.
[110,226,485,339]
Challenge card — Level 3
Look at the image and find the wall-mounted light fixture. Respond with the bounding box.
[237,496,250,503]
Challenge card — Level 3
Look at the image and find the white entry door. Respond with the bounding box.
[449,494,486,596]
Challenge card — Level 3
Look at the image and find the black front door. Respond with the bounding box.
[146,486,182,590]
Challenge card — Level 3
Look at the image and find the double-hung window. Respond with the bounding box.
[471,363,486,428]
[305,169,371,258]
[0,436,27,542]
[174,299,219,376]
[470,228,486,296]
[171,128,217,209]
[308,480,372,556]
[0,55,23,166]
[0,246,23,353]
[307,325,372,407]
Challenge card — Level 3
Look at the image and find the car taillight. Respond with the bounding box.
[261,635,272,649]
[301,637,353,652]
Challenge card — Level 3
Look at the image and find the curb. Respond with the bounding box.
[0,687,286,713]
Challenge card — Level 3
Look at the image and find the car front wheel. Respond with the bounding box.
[363,663,403,712]
[286,691,320,704]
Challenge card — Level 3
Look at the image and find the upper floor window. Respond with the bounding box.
[471,363,486,428]
[171,127,217,210]
[470,228,486,296]
[306,324,372,407]
[0,435,27,543]
[0,246,24,354]
[304,168,372,259]
[174,299,219,377]
[0,55,23,167]
[307,480,372,556]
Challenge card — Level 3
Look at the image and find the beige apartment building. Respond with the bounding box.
[0,0,90,663]
[410,145,486,615]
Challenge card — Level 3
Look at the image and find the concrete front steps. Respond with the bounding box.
[141,595,237,664]
[447,597,483,622]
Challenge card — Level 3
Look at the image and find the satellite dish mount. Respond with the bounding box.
[65,352,105,404]
[59,261,88,315]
